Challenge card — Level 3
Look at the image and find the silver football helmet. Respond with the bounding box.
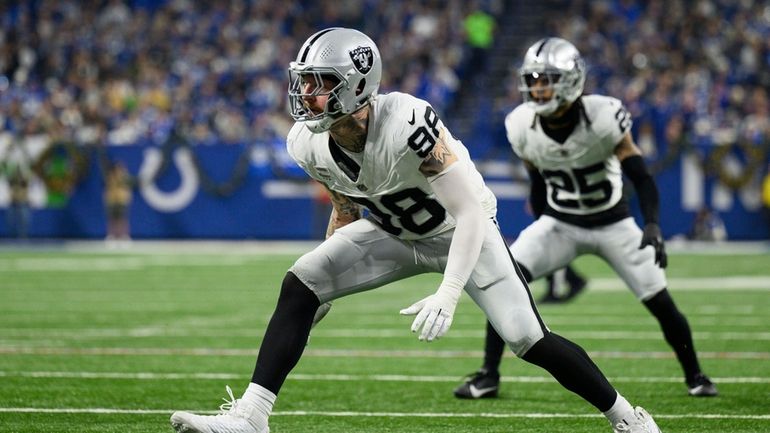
[288,28,382,133]
[518,37,585,116]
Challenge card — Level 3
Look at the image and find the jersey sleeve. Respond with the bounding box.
[388,92,448,170]
[285,123,318,180]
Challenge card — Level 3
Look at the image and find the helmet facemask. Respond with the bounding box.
[519,70,565,116]
[288,67,348,133]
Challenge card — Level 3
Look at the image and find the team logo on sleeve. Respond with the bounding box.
[349,46,374,74]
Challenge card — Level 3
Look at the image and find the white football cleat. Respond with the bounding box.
[612,406,662,433]
[170,386,268,433]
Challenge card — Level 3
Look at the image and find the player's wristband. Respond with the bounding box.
[437,273,465,305]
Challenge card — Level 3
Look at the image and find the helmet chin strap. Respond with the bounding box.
[531,98,560,116]
[305,108,357,133]
[305,116,340,133]
[304,98,347,133]
[306,99,373,134]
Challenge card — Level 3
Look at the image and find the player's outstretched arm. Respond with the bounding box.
[400,130,486,341]
[615,133,668,268]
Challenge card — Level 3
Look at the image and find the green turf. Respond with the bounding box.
[1,245,769,432]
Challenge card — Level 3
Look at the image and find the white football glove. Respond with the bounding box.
[400,293,455,341]
[400,276,464,342]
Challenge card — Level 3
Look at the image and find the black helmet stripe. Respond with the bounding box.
[300,28,338,63]
[535,38,549,57]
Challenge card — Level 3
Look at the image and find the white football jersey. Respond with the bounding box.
[505,94,631,220]
[288,92,497,240]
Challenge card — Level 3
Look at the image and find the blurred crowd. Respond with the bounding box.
[0,0,496,150]
[493,0,770,166]
[2,0,769,164]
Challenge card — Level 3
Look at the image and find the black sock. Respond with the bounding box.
[565,265,584,285]
[482,320,505,374]
[643,289,702,382]
[545,273,557,295]
[522,332,617,411]
[251,272,320,394]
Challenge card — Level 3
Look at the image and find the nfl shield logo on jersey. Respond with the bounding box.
[349,46,374,74]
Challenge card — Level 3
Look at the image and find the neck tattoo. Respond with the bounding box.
[331,116,368,153]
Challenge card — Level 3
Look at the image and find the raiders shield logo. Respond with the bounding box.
[349,46,374,74]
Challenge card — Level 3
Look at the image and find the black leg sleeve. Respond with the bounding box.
[483,320,506,373]
[545,273,557,296]
[522,332,617,412]
[564,265,584,285]
[251,272,321,394]
[643,289,701,381]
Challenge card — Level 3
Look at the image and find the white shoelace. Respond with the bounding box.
[219,386,240,415]
[613,408,659,433]
[180,386,255,433]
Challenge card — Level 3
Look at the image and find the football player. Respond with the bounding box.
[454,37,716,401]
[170,28,662,433]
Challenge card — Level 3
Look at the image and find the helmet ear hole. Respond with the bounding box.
[328,94,342,111]
[356,79,366,96]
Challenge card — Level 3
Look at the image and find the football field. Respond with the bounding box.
[1,241,769,433]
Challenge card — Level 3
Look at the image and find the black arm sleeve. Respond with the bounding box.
[621,155,659,225]
[527,166,547,218]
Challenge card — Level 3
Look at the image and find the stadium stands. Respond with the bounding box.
[1,0,768,240]
[0,0,493,148]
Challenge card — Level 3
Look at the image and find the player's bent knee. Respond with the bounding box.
[508,333,545,357]
[278,272,321,313]
[494,309,546,357]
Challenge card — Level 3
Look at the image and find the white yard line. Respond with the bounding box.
[0,407,767,420]
[2,328,770,340]
[2,256,770,291]
[0,256,259,272]
[590,276,770,291]
[0,254,768,292]
[0,346,767,359]
[1,370,769,384]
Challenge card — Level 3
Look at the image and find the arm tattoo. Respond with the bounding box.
[419,128,457,176]
[324,184,361,238]
[328,189,361,217]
